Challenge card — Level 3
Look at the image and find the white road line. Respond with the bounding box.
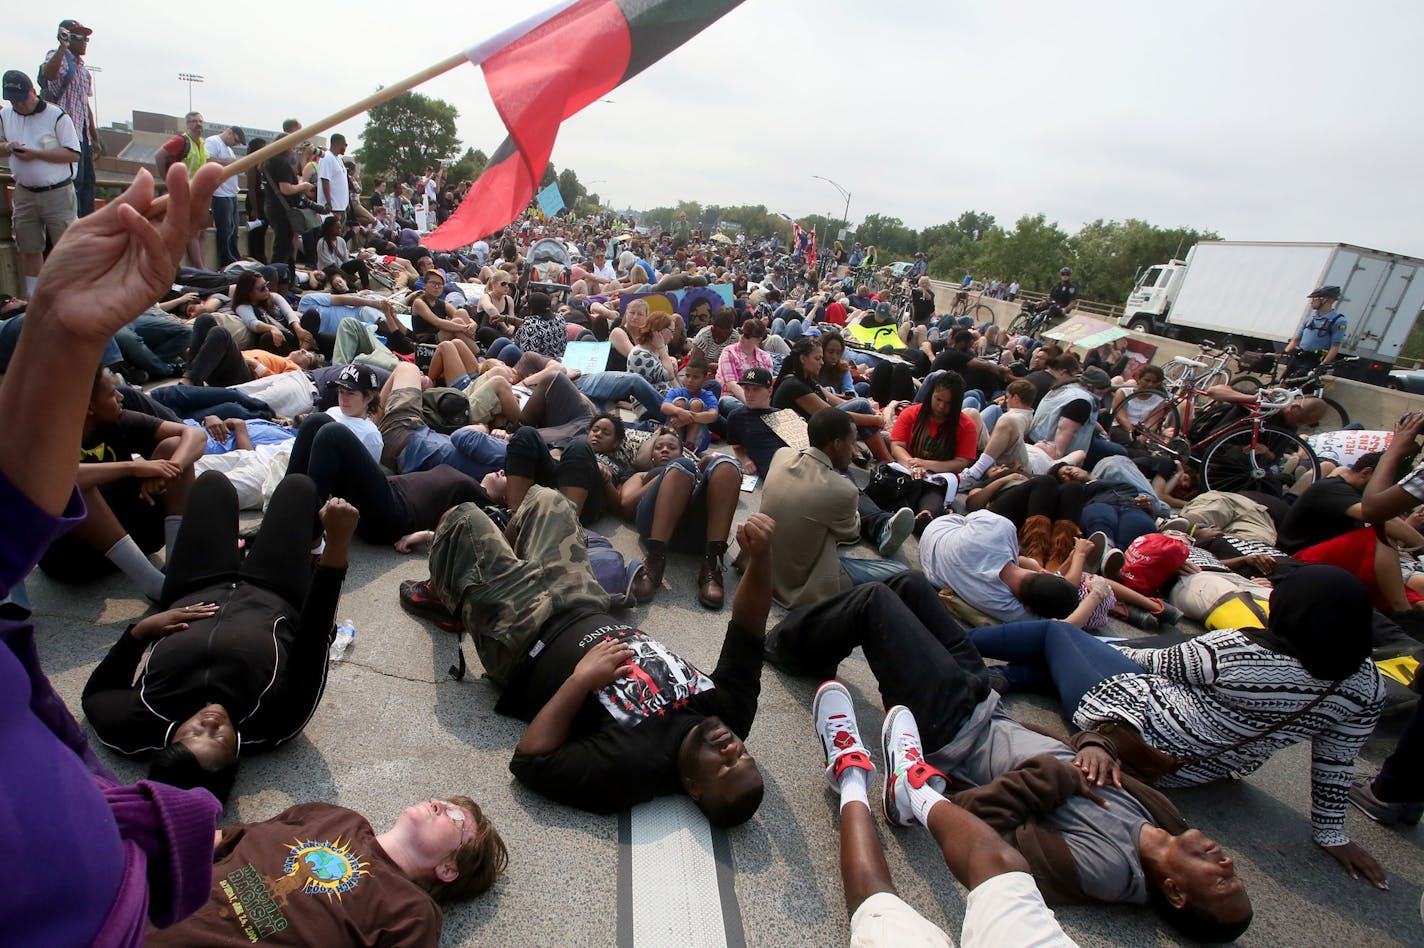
[628,796,731,948]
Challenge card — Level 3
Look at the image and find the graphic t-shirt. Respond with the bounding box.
[506,611,764,813]
[148,803,441,946]
[81,410,162,464]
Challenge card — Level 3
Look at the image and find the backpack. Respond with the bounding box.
[1118,532,1191,595]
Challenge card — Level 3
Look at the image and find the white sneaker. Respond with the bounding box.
[880,704,948,827]
[877,507,915,557]
[812,680,875,792]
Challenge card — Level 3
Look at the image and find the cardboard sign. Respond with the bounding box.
[1305,429,1394,466]
[762,409,810,452]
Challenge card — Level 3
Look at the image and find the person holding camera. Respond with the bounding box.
[0,70,81,296]
[40,19,98,216]
[263,137,319,270]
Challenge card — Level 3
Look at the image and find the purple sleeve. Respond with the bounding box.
[0,469,85,598]
[100,778,221,930]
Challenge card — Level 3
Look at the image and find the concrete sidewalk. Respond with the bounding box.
[28,489,1424,947]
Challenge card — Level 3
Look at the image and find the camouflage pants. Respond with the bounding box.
[428,485,609,686]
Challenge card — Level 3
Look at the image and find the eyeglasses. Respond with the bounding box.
[255,282,269,291]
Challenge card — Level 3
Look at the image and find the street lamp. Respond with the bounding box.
[177,73,204,113]
[811,174,851,233]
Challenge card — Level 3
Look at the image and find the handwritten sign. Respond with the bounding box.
[1305,429,1393,466]
[762,409,810,452]
[563,340,611,376]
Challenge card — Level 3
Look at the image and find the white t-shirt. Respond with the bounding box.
[318,151,350,211]
[205,135,239,198]
[591,262,617,282]
[324,406,381,462]
[918,511,1030,622]
[0,103,80,187]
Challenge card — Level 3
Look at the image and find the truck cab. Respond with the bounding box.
[1120,259,1187,333]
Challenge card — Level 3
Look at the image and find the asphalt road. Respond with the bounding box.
[29,486,1424,947]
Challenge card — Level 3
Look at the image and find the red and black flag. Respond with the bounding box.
[426,0,745,250]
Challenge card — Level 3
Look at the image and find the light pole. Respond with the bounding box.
[177,73,204,113]
[811,174,851,235]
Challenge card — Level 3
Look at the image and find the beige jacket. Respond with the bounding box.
[759,446,860,607]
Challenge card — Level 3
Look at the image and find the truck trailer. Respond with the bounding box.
[1119,241,1424,385]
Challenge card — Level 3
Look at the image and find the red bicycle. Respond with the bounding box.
[1118,370,1319,494]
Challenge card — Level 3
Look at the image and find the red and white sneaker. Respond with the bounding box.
[880,704,948,827]
[812,681,875,792]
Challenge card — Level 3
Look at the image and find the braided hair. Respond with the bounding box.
[908,371,964,462]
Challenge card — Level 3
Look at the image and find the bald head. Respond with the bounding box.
[1283,397,1327,427]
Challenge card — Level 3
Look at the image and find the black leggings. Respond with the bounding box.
[187,315,252,387]
[298,311,338,361]
[521,372,595,447]
[162,469,319,608]
[287,413,411,543]
[265,197,294,270]
[988,475,1085,529]
[869,360,915,405]
[504,426,605,523]
[770,571,990,751]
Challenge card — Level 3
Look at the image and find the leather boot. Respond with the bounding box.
[1044,519,1080,574]
[1019,515,1053,565]
[697,543,727,610]
[631,549,666,603]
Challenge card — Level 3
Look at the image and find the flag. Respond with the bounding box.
[426,0,745,250]
[535,181,566,217]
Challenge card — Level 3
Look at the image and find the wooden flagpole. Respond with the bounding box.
[146,50,470,217]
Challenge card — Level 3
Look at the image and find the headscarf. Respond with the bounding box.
[1253,565,1372,681]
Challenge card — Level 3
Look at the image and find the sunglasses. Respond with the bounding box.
[255,282,270,291]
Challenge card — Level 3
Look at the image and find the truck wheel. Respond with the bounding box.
[1129,319,1153,334]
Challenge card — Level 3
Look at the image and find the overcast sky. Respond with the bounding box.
[6,1,1422,256]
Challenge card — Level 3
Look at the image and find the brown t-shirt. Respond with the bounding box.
[148,803,441,947]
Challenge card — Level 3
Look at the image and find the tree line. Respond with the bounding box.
[355,91,1219,305]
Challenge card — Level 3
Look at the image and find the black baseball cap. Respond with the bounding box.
[59,19,93,36]
[335,364,379,392]
[2,71,34,101]
[1308,285,1341,300]
[740,367,773,387]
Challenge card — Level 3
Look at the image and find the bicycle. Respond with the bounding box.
[948,287,995,326]
[1119,375,1320,494]
[1005,299,1066,339]
[1159,342,1238,412]
[1228,357,1352,435]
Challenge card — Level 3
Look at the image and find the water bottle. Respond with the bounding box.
[330,620,355,661]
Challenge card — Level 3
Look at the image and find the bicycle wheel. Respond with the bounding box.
[1230,373,1265,395]
[1007,312,1033,336]
[1120,389,1181,440]
[970,302,995,326]
[1191,369,1230,410]
[1201,427,1319,495]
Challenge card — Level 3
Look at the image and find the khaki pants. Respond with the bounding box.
[1181,491,1277,545]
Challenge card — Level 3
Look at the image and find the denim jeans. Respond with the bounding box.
[149,384,276,421]
[839,556,910,585]
[837,396,880,441]
[770,316,803,341]
[130,312,193,363]
[577,371,664,420]
[114,327,172,376]
[211,196,240,267]
[75,138,96,217]
[489,337,523,367]
[1085,432,1129,469]
[968,620,1143,718]
[1078,502,1158,551]
[1091,454,1172,518]
[979,404,1003,433]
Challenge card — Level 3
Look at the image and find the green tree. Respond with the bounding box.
[557,168,585,207]
[356,90,460,183]
[854,213,917,260]
[966,213,1072,292]
[447,147,487,185]
[923,211,999,280]
[540,163,558,188]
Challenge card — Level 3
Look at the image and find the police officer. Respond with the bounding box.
[1284,285,1345,377]
[1048,266,1079,314]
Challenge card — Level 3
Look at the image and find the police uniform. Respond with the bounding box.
[1049,279,1078,309]
[1288,286,1346,375]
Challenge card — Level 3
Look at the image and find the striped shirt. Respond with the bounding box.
[1075,629,1383,847]
[41,50,91,137]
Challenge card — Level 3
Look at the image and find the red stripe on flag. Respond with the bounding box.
[427,0,631,248]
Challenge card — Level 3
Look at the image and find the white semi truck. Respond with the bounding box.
[1119,241,1424,385]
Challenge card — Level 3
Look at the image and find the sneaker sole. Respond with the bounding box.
[879,705,913,826]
